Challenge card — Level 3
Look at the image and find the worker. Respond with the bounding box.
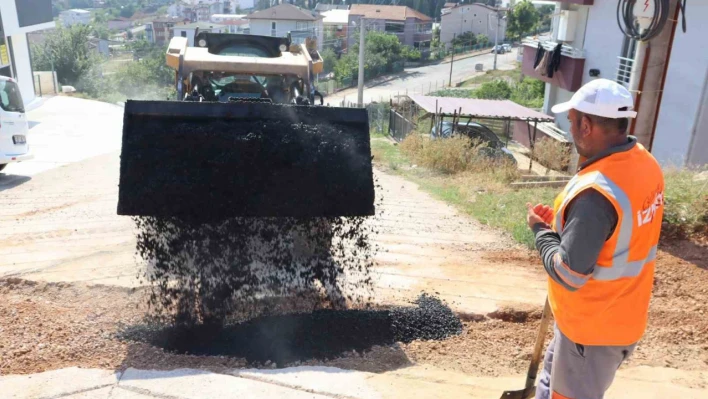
[526,79,664,399]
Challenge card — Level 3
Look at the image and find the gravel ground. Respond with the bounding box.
[2,242,706,376]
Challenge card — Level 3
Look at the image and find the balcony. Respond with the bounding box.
[521,39,586,92]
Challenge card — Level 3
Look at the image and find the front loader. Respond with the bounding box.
[117,32,376,321]
[118,32,375,219]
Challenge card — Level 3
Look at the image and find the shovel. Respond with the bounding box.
[500,296,552,399]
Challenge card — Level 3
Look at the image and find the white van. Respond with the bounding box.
[0,76,31,172]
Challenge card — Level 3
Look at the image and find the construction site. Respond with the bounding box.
[2,1,708,397]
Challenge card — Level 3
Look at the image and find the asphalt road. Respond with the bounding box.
[324,49,519,106]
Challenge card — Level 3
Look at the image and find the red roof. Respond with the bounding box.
[409,95,554,121]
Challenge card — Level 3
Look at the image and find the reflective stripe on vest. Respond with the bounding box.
[553,171,655,281]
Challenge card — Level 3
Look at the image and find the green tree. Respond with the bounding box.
[452,31,476,47]
[93,23,110,40]
[474,80,513,100]
[30,25,99,86]
[120,4,136,18]
[321,48,337,75]
[507,1,540,41]
[538,5,555,31]
[69,0,92,8]
[477,34,490,46]
[126,30,134,40]
[333,31,406,84]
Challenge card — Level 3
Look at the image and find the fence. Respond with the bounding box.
[389,109,415,142]
[33,71,58,97]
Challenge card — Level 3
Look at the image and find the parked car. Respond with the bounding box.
[502,43,512,52]
[430,121,517,165]
[0,77,31,172]
[491,45,506,54]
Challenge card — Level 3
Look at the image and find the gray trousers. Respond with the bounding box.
[536,325,637,399]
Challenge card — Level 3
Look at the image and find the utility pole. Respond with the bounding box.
[357,18,365,107]
[448,33,455,87]
[493,11,501,71]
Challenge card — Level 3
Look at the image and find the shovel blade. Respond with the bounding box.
[500,387,535,399]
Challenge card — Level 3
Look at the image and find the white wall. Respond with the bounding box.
[578,2,623,87]
[174,27,226,46]
[543,2,623,135]
[652,2,708,166]
[0,0,55,36]
[10,33,35,106]
[440,5,506,45]
[249,19,297,37]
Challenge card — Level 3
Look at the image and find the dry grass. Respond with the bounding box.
[663,168,708,240]
[399,134,519,182]
[532,138,572,173]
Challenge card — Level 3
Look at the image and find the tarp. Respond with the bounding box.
[408,95,554,122]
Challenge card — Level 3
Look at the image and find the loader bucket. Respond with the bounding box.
[117,100,375,220]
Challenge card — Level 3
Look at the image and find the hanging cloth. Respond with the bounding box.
[533,42,546,69]
[547,43,563,78]
[536,51,551,76]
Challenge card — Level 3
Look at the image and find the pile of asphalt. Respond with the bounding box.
[135,215,377,325]
[120,294,461,366]
[118,101,375,219]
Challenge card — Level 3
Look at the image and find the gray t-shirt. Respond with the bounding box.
[532,137,636,291]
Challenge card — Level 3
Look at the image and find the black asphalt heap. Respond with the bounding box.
[121,294,461,366]
[118,100,375,219]
[136,216,376,325]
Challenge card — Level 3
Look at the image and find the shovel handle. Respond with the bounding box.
[524,297,552,393]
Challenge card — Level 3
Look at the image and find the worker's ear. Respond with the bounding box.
[580,114,593,137]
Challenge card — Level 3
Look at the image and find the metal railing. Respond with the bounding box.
[521,38,585,59]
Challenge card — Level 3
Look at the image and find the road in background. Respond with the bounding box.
[325,50,519,106]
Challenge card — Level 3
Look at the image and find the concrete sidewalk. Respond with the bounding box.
[3,365,707,399]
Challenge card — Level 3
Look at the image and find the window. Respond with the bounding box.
[271,21,277,36]
[617,35,637,86]
[296,21,312,30]
[385,22,404,33]
[181,31,187,37]
[0,79,24,113]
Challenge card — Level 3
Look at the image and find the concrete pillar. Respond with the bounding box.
[631,0,681,150]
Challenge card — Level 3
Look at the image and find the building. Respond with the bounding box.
[347,5,432,50]
[231,0,254,12]
[59,9,90,27]
[247,4,324,50]
[314,4,348,12]
[440,3,506,47]
[521,1,708,166]
[194,1,225,22]
[172,22,226,46]
[0,0,56,106]
[107,17,132,31]
[210,14,246,23]
[321,9,348,51]
[149,17,190,45]
[220,19,248,34]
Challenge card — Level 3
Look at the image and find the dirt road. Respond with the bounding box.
[1,97,707,398]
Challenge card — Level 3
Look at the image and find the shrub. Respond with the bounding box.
[533,137,571,173]
[475,80,513,100]
[400,134,517,179]
[663,169,708,239]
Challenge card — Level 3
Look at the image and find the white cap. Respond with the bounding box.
[551,78,637,119]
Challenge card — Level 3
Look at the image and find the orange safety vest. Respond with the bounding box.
[550,142,664,346]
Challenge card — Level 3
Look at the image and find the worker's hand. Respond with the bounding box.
[526,202,553,229]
